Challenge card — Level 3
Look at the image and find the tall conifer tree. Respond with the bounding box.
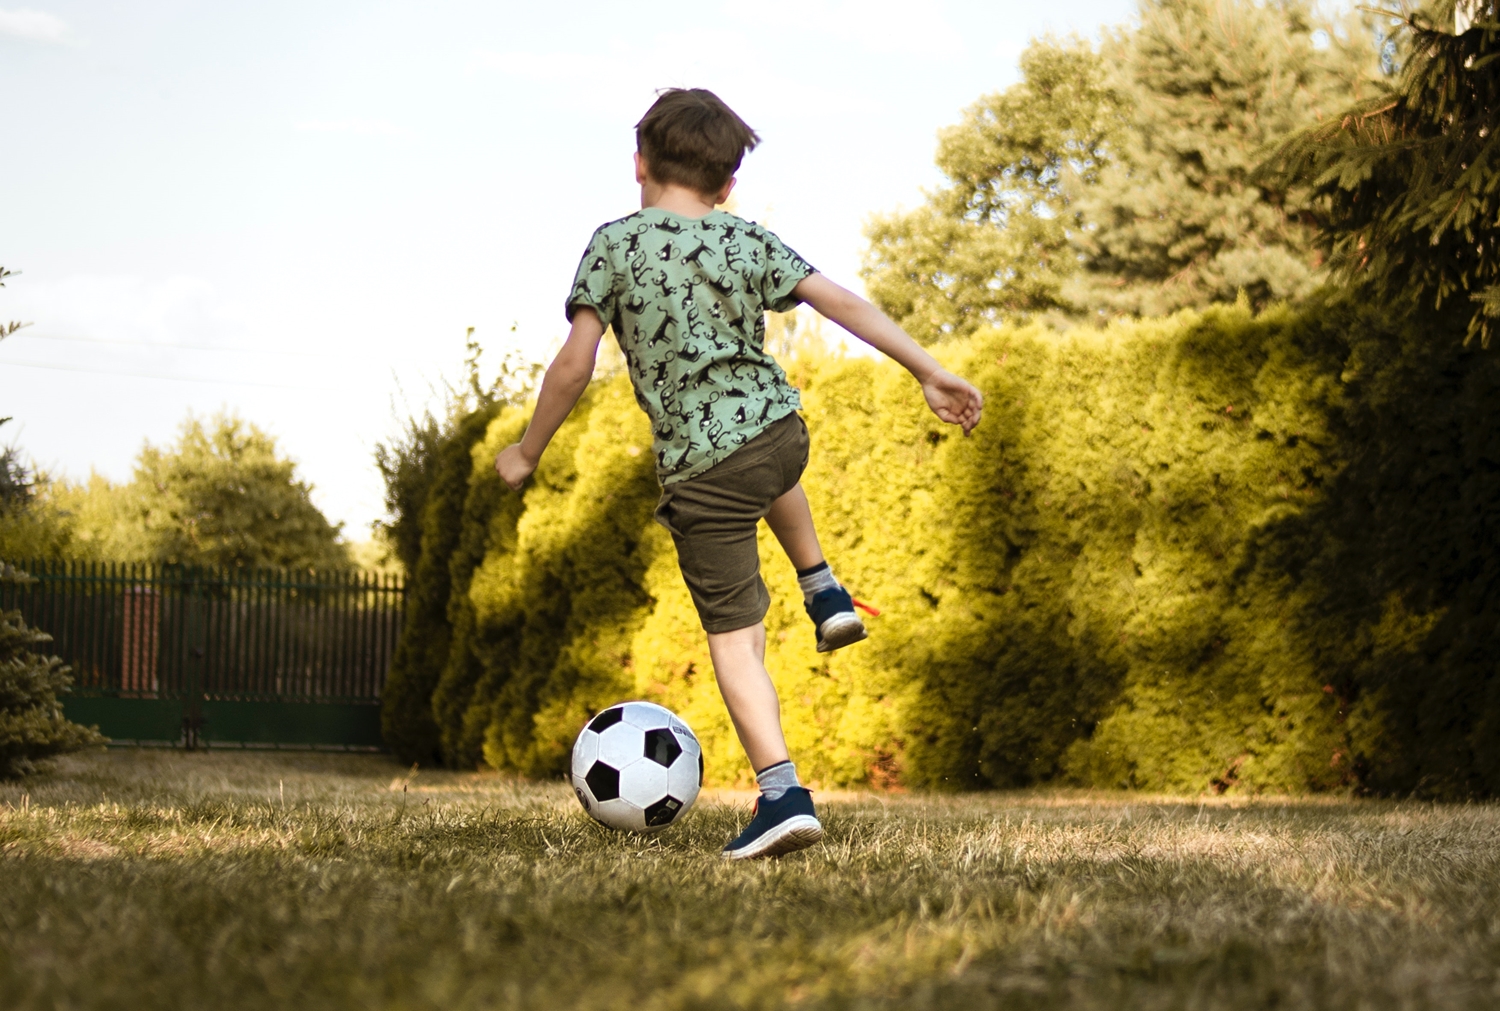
[1264,1,1500,343]
[1070,0,1379,317]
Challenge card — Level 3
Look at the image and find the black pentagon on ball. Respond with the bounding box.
[644,727,683,767]
[585,761,620,801]
[644,795,683,827]
[587,707,624,733]
[574,785,591,812]
[698,751,704,783]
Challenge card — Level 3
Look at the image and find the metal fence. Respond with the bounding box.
[1,560,405,750]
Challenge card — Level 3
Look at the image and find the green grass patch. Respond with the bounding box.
[2,750,1497,1009]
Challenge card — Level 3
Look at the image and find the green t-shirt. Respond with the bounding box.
[567,208,815,484]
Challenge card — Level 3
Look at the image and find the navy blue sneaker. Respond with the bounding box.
[806,585,867,653]
[721,787,824,860]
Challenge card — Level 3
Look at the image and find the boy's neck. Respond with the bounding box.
[640,179,718,219]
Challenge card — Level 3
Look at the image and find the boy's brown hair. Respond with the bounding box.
[635,88,760,196]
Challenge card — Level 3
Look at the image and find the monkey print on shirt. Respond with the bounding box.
[567,208,814,485]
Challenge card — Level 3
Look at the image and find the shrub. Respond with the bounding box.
[382,298,1500,797]
[0,566,105,778]
[380,404,503,766]
[377,330,544,766]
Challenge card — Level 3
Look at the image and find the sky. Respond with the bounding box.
[1,0,1137,537]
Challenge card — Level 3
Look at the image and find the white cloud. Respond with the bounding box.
[0,7,69,43]
[294,118,405,137]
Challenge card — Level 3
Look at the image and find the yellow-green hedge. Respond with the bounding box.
[383,297,1500,796]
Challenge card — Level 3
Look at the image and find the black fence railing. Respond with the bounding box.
[1,560,405,749]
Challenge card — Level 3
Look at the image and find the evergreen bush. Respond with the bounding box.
[381,300,1500,797]
[0,566,106,778]
[379,404,503,765]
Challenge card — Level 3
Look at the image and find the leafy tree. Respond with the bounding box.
[132,413,348,571]
[1263,1,1500,344]
[0,433,76,563]
[0,565,105,778]
[0,270,75,561]
[4,415,349,572]
[864,0,1383,341]
[862,40,1120,341]
[2,267,32,509]
[39,474,149,562]
[0,421,30,512]
[0,422,71,562]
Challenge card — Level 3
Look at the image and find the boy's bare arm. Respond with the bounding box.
[793,273,983,434]
[494,308,607,490]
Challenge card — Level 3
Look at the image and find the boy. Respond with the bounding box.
[496,88,982,859]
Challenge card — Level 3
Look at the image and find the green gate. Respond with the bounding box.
[1,560,404,750]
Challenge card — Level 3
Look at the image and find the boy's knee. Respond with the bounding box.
[706,622,764,647]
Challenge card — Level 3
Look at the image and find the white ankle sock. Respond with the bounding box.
[796,561,839,603]
[755,760,800,802]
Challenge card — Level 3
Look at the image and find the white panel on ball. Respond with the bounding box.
[621,702,671,730]
[596,722,644,767]
[572,730,599,769]
[620,758,669,802]
[667,757,700,804]
[594,797,645,833]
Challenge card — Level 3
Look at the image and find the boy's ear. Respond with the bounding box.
[715,176,736,207]
[635,151,648,186]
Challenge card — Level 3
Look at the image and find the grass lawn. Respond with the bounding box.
[1,750,1497,1010]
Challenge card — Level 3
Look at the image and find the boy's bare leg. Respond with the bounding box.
[712,620,823,860]
[765,483,824,570]
[706,622,790,771]
[765,480,866,652]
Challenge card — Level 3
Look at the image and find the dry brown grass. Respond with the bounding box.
[2,749,1498,1010]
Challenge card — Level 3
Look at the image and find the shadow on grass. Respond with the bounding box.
[2,751,1497,1010]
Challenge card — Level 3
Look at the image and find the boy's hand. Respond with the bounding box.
[495,444,537,490]
[492,307,605,492]
[922,368,984,435]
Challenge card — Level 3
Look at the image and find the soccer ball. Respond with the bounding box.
[571,701,703,832]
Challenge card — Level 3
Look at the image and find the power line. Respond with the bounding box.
[8,332,326,357]
[0,357,318,390]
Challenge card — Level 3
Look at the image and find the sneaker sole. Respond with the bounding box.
[722,815,824,860]
[816,613,868,653]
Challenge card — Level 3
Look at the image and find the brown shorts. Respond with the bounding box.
[654,412,810,633]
